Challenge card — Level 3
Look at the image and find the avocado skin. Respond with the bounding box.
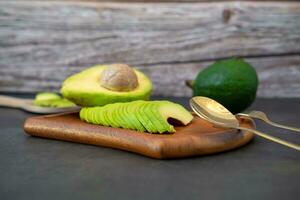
[193,58,258,114]
[61,65,152,107]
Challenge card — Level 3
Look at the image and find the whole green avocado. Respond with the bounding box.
[193,58,258,114]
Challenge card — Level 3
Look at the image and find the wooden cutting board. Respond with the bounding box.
[23,112,255,159]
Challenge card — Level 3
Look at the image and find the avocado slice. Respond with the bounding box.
[152,101,174,132]
[95,107,107,126]
[79,108,87,121]
[89,108,95,124]
[97,107,109,127]
[138,102,158,133]
[112,104,123,128]
[99,105,111,127]
[92,108,100,125]
[113,103,129,129]
[130,101,151,132]
[34,92,75,108]
[101,108,110,127]
[61,65,152,107]
[83,108,92,124]
[92,107,100,125]
[109,103,120,127]
[89,108,97,124]
[124,102,146,132]
[142,102,163,133]
[105,104,119,128]
[158,100,193,132]
[147,101,167,133]
[34,92,60,106]
[118,103,133,130]
[50,98,76,108]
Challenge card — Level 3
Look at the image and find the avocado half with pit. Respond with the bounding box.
[61,64,152,107]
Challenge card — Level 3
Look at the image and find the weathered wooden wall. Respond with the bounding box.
[0,1,300,97]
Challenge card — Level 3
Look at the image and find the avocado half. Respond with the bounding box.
[61,65,152,107]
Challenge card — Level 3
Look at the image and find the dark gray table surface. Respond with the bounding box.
[0,95,299,200]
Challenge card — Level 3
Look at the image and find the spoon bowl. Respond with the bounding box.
[190,96,239,128]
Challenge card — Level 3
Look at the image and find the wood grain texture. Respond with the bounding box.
[1,1,300,66]
[1,55,300,97]
[0,1,300,97]
[23,112,255,159]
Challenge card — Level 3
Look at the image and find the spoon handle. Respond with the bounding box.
[236,111,300,132]
[237,113,300,133]
[238,126,300,151]
[264,121,300,133]
[0,95,27,109]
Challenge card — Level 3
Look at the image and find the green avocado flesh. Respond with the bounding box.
[79,100,193,134]
[34,92,76,108]
[61,65,152,107]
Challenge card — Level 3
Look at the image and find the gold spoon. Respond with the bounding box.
[185,81,300,132]
[236,111,300,133]
[190,96,300,151]
[0,95,80,114]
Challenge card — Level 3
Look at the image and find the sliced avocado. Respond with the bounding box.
[79,100,193,133]
[61,64,152,107]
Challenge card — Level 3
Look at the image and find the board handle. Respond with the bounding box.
[0,95,29,109]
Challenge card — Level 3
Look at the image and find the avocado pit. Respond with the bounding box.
[100,64,138,92]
